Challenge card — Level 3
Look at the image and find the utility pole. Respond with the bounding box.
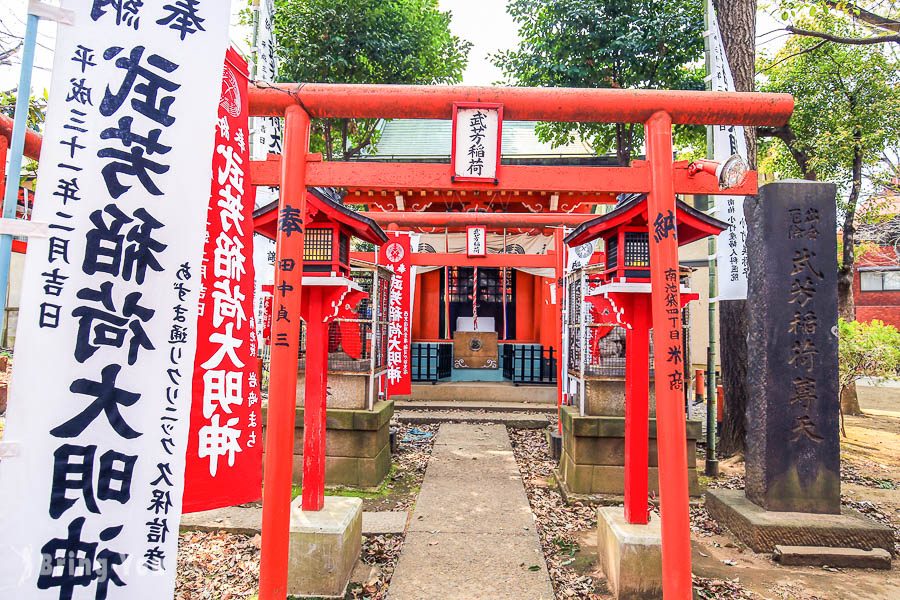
[703,0,719,477]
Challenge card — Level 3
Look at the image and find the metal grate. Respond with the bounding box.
[582,326,655,377]
[624,232,650,267]
[304,228,333,262]
[448,267,511,303]
[502,344,557,384]
[411,343,452,382]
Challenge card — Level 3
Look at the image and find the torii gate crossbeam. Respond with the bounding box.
[253,83,793,600]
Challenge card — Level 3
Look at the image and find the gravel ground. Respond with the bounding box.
[176,531,259,600]
[510,425,765,600]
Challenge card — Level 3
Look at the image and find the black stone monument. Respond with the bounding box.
[705,181,893,556]
[744,180,840,514]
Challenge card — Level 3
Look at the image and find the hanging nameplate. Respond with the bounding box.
[451,103,502,183]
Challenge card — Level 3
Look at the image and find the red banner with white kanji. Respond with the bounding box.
[183,48,261,512]
[379,233,412,396]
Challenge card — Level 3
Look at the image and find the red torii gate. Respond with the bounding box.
[248,83,793,600]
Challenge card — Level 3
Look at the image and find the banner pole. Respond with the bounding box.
[703,0,720,477]
[0,10,39,341]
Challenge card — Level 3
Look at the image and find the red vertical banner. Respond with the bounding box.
[183,49,261,512]
[380,233,412,396]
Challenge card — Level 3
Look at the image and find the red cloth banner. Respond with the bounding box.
[380,233,412,396]
[183,49,261,512]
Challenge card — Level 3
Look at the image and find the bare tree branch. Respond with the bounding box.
[759,39,828,71]
[825,1,900,33]
[0,41,22,64]
[757,124,818,181]
[786,25,900,44]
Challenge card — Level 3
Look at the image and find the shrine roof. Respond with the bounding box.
[253,187,388,245]
[564,194,728,247]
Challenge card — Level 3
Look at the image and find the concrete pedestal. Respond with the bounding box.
[288,496,363,598]
[557,406,700,497]
[262,400,393,488]
[597,507,662,600]
[706,489,894,554]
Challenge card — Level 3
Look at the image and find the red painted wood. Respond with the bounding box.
[623,295,651,525]
[259,106,310,600]
[422,270,441,340]
[645,112,692,599]
[515,273,535,342]
[412,273,424,340]
[250,157,759,198]
[349,250,556,269]
[0,113,42,160]
[301,290,328,511]
[248,83,793,127]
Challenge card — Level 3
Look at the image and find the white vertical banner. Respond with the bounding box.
[0,2,229,598]
[708,0,749,300]
[466,226,486,256]
[251,0,281,208]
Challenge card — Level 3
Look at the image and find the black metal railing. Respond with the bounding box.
[502,344,557,385]
[411,343,452,383]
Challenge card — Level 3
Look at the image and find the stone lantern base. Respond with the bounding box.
[556,406,701,498]
[597,506,662,600]
[288,496,363,598]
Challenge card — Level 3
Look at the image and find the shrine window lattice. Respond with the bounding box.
[303,228,333,262]
[447,267,513,303]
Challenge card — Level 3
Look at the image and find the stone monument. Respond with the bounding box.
[706,181,893,555]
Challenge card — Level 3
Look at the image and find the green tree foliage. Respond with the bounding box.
[838,318,900,428]
[0,90,47,181]
[494,0,706,165]
[273,0,471,160]
[758,12,900,321]
[0,90,46,131]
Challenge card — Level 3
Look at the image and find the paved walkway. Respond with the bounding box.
[388,423,554,600]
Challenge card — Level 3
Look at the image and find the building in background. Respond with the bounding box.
[854,182,900,328]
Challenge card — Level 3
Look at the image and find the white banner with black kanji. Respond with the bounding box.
[708,0,749,300]
[0,2,229,598]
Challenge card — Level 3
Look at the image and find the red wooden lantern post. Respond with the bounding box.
[299,281,367,510]
[567,162,728,598]
[295,190,388,510]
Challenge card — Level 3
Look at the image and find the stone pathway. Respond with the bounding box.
[388,423,554,600]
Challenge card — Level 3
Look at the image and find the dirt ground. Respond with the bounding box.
[516,385,900,600]
[685,384,900,600]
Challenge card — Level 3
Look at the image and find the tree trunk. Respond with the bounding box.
[712,0,757,456]
[614,123,631,166]
[839,141,864,417]
[841,382,862,417]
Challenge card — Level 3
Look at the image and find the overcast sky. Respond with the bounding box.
[0,0,786,96]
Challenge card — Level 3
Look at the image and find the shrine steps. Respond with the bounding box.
[396,400,556,413]
[394,400,553,429]
[404,381,556,404]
